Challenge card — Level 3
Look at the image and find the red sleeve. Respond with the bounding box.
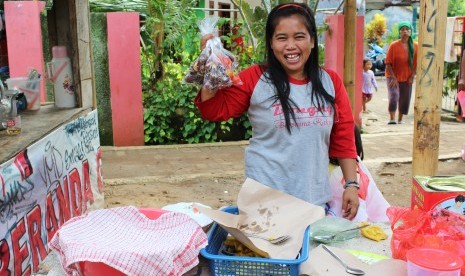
[194,65,263,121]
[323,68,357,159]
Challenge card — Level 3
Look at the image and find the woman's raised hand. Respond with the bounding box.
[200,34,215,50]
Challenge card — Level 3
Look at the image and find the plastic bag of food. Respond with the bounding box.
[387,206,465,274]
[184,17,242,91]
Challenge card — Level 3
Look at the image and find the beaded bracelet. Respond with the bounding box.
[343,180,360,189]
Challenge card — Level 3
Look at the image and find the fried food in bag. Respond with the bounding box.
[184,17,242,91]
[358,222,388,242]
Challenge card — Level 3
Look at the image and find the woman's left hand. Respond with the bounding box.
[342,187,359,220]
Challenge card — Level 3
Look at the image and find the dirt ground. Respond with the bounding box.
[104,158,465,210]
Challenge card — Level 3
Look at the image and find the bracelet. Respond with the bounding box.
[343,180,360,189]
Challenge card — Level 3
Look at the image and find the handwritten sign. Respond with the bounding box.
[0,109,103,275]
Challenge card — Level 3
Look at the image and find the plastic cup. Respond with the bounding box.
[6,116,21,135]
[407,248,463,276]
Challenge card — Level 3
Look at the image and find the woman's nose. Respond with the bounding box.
[286,40,297,49]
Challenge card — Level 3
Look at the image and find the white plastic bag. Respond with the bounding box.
[327,157,390,222]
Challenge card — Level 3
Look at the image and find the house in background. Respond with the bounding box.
[200,0,260,18]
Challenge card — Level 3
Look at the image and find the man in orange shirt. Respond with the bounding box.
[385,21,418,125]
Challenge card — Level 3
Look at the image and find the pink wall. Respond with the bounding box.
[324,15,345,78]
[324,15,364,127]
[107,12,144,146]
[5,1,47,102]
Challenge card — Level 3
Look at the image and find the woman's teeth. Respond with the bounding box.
[286,54,300,61]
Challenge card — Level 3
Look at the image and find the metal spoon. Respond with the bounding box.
[322,245,365,275]
[313,224,370,243]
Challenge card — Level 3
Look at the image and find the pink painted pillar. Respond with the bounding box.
[324,15,345,78]
[324,15,364,127]
[5,1,47,102]
[107,12,144,146]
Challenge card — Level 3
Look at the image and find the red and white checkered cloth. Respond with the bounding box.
[49,206,208,276]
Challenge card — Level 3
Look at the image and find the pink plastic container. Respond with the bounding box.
[78,208,167,276]
[407,248,463,276]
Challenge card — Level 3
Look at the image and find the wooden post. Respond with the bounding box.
[412,0,448,176]
[75,0,95,108]
[344,0,357,114]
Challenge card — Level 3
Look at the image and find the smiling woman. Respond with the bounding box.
[270,14,314,80]
[193,3,360,220]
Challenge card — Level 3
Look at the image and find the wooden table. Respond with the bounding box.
[0,104,91,163]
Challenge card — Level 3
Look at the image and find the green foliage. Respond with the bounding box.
[365,13,387,47]
[141,0,261,144]
[318,44,325,66]
[143,61,219,144]
[142,4,221,144]
[448,0,465,17]
[443,61,460,97]
[385,23,399,47]
[89,0,148,14]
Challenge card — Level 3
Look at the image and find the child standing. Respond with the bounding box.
[362,59,378,113]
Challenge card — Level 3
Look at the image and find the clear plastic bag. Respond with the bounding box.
[184,17,242,91]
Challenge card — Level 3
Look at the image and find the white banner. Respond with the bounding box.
[0,109,103,275]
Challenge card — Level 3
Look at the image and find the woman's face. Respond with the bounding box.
[399,26,411,39]
[271,15,314,80]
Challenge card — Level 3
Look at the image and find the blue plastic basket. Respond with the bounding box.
[200,206,310,276]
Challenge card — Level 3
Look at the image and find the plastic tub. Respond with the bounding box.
[78,208,167,276]
[6,77,41,110]
[407,248,463,276]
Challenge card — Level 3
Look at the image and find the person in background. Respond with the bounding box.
[362,59,378,113]
[195,3,360,219]
[456,49,465,122]
[385,21,418,125]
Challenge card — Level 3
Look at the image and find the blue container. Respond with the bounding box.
[200,206,310,276]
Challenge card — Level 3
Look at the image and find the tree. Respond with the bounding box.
[448,0,465,17]
[365,13,387,47]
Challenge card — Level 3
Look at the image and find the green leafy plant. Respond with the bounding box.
[443,60,460,97]
[448,0,465,17]
[141,0,262,144]
[365,13,387,47]
[384,23,399,47]
[89,0,148,14]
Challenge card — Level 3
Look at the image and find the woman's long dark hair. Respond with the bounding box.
[262,3,335,133]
